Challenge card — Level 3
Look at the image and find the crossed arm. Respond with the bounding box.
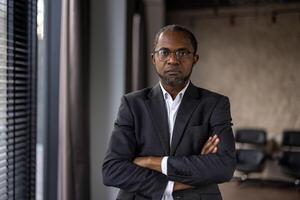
[133,135,220,191]
[102,96,236,198]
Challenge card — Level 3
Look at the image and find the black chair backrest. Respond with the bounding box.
[235,129,267,145]
[237,149,266,164]
[280,151,300,168]
[282,130,300,147]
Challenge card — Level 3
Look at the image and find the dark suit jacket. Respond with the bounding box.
[102,83,236,200]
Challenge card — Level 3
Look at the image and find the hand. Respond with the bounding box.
[173,182,192,191]
[173,135,220,192]
[133,156,162,172]
[133,135,220,170]
[133,157,149,168]
[201,134,219,155]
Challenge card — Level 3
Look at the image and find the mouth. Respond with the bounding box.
[165,70,181,76]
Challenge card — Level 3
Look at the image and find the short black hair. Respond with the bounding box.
[153,24,198,54]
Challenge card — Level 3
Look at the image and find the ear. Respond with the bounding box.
[151,53,156,65]
[193,54,199,65]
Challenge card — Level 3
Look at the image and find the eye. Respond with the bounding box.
[158,49,170,57]
[176,49,189,58]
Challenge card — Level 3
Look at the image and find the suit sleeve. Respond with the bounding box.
[102,96,168,199]
[167,96,236,186]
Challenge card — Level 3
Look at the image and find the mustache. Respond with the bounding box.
[165,64,181,72]
[166,64,180,68]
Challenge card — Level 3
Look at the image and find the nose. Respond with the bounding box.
[167,52,179,64]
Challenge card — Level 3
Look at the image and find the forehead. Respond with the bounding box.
[156,30,193,50]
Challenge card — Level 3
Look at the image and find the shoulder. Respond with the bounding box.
[201,88,228,100]
[123,87,152,102]
[189,84,230,110]
[192,84,229,102]
[191,86,232,115]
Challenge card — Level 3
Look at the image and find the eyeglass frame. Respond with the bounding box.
[152,48,195,61]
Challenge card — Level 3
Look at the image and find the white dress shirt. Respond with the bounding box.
[159,81,190,200]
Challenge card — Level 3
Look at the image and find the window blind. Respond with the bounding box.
[0,0,37,199]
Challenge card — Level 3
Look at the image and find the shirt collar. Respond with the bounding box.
[159,81,190,100]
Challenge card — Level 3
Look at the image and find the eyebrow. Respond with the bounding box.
[157,47,190,51]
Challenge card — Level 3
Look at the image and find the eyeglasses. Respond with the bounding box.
[153,48,193,61]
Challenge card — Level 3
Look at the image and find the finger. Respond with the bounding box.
[201,136,212,154]
[201,136,213,154]
[205,137,219,154]
[202,136,218,154]
[201,135,219,154]
[213,137,220,145]
[133,157,139,164]
[206,141,216,153]
[212,147,218,153]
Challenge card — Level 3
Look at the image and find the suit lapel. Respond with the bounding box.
[144,84,170,155]
[170,83,200,155]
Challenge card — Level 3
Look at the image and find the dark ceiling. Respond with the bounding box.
[166,0,300,10]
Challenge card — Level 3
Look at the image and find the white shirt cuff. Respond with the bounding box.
[163,181,174,200]
[161,156,168,175]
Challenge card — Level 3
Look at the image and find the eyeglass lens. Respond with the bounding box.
[156,48,191,61]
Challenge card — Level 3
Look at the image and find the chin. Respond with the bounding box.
[165,78,185,86]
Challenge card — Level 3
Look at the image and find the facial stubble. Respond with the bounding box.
[157,67,193,87]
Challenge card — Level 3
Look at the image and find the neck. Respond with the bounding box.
[161,80,189,100]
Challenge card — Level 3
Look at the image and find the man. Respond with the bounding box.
[103,24,236,200]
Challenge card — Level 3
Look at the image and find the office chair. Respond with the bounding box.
[279,130,300,186]
[235,129,267,181]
